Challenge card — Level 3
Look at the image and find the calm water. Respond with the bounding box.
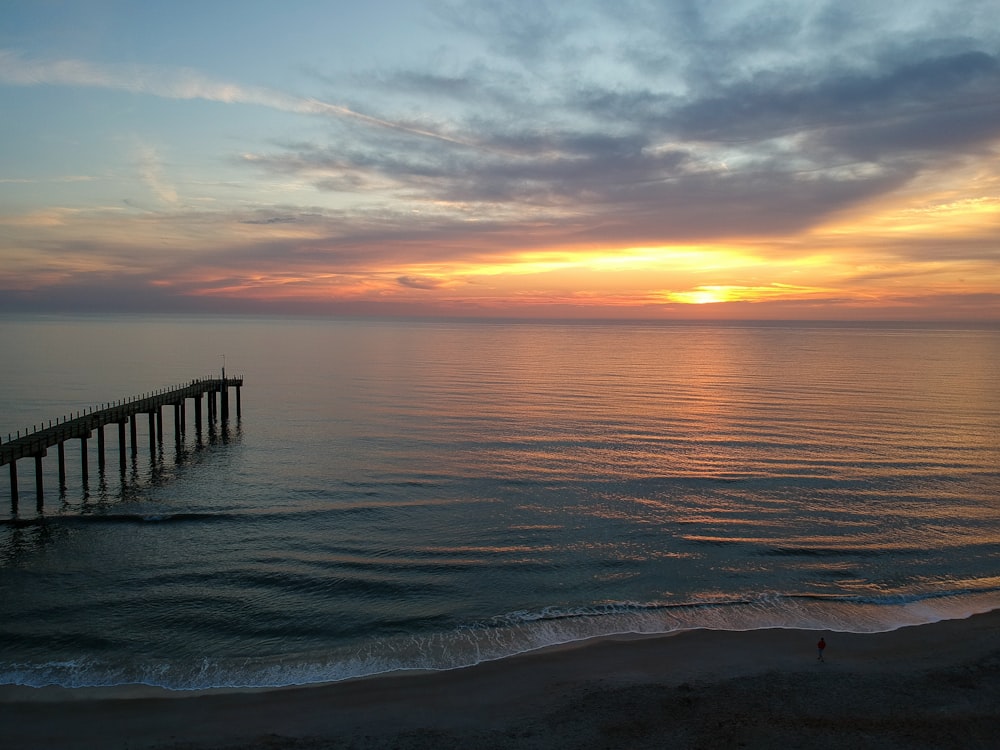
[0,315,998,689]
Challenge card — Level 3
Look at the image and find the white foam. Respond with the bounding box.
[3,590,998,691]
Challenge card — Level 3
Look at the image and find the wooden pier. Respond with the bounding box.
[1,376,243,511]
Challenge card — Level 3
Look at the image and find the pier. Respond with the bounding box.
[1,376,243,512]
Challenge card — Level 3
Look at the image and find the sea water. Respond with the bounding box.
[0,315,998,689]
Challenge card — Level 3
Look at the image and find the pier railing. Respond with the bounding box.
[1,376,243,509]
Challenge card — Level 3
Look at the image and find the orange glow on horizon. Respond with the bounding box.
[3,155,999,320]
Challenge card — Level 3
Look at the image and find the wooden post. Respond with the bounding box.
[35,453,44,510]
[80,435,89,486]
[118,420,127,474]
[97,424,106,474]
[58,441,66,490]
[9,460,18,512]
[236,385,242,418]
[194,395,203,434]
[130,414,138,457]
[148,412,156,456]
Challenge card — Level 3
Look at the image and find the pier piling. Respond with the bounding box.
[148,412,156,456]
[34,453,44,510]
[8,462,17,511]
[118,421,127,474]
[58,441,66,490]
[97,425,106,474]
[80,435,89,486]
[173,404,182,448]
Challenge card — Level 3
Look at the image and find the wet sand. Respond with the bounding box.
[1,610,998,749]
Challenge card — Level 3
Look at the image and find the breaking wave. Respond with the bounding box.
[3,589,996,691]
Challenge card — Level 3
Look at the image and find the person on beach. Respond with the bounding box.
[817,637,826,661]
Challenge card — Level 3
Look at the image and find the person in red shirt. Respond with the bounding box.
[817,637,826,661]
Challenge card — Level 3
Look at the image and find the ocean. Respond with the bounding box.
[1,315,998,690]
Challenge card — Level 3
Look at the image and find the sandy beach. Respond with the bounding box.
[1,610,997,749]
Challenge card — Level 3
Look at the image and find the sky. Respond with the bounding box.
[2,0,999,321]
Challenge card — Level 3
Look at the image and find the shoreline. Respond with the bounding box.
[2,610,998,749]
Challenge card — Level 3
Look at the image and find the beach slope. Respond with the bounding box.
[1,610,998,749]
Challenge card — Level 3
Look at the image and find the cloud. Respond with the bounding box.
[134,142,178,205]
[444,0,585,62]
[241,127,908,245]
[397,275,444,290]
[0,48,468,146]
[0,175,96,184]
[666,51,1000,155]
[240,216,300,225]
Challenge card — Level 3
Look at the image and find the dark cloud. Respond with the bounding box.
[819,96,1000,162]
[372,70,483,101]
[243,128,906,245]
[669,51,1000,153]
[435,0,585,64]
[240,216,300,225]
[397,275,443,289]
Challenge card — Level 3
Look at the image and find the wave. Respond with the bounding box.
[761,545,922,558]
[3,588,997,691]
[0,512,235,528]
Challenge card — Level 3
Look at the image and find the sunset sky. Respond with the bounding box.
[2,0,999,320]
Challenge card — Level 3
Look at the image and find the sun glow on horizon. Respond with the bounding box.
[665,287,729,305]
[436,244,762,276]
[661,283,832,306]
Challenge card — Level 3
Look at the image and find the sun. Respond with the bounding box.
[688,289,725,304]
[665,287,729,305]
